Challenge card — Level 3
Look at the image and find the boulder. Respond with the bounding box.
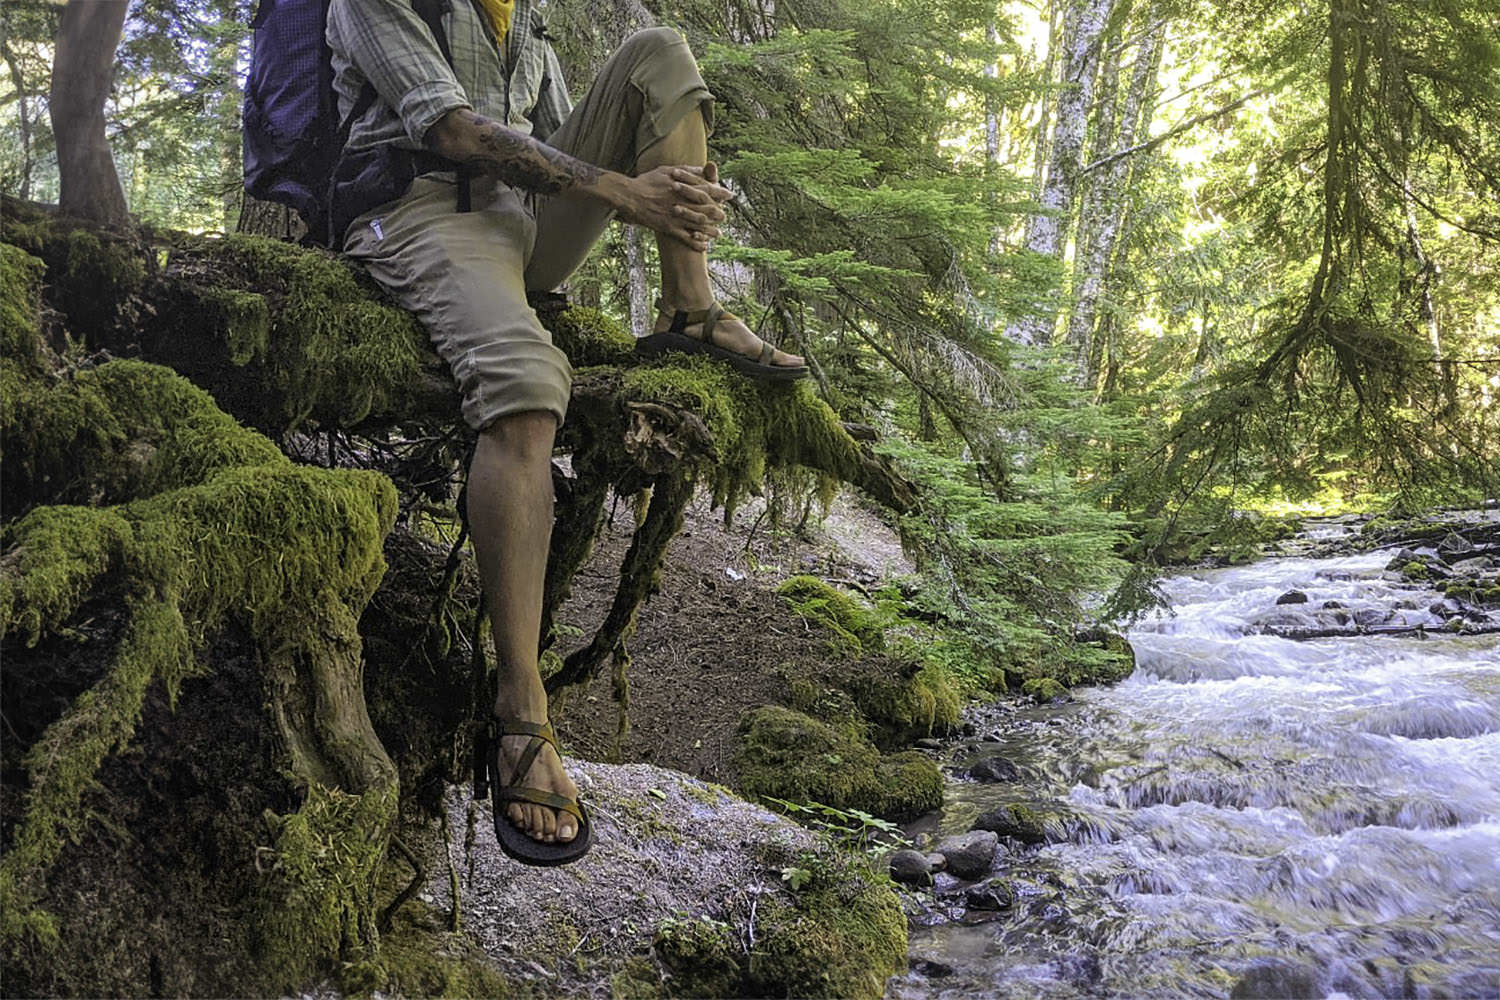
[963,880,1015,911]
[964,754,1022,783]
[933,831,999,881]
[1437,532,1477,559]
[1230,958,1323,1000]
[444,762,908,1000]
[889,849,935,886]
[1274,590,1309,605]
[972,803,1052,845]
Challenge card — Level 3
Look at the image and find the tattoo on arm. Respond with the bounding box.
[446,109,602,194]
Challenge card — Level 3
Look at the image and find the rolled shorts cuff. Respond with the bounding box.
[460,338,573,431]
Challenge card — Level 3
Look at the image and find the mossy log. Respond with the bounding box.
[2,197,913,695]
[0,202,916,995]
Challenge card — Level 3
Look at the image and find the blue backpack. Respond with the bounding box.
[242,0,450,246]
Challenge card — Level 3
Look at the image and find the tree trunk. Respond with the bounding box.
[1,38,34,200]
[1068,9,1165,371]
[1063,28,1123,360]
[1091,18,1166,392]
[1004,0,1116,346]
[625,224,651,338]
[237,194,308,240]
[49,0,129,226]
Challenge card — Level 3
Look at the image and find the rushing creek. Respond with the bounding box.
[894,519,1500,999]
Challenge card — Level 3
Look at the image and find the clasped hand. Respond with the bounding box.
[616,163,733,251]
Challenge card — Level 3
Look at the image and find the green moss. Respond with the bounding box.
[745,850,906,999]
[777,575,886,655]
[850,662,963,740]
[1,357,397,967]
[62,229,147,300]
[0,506,133,645]
[637,851,906,1000]
[610,955,668,999]
[196,234,430,428]
[621,357,860,513]
[1399,558,1430,580]
[1022,677,1068,702]
[547,305,635,366]
[342,898,510,999]
[194,286,271,365]
[654,915,743,997]
[2,360,284,511]
[254,783,398,986]
[733,705,942,819]
[0,244,46,372]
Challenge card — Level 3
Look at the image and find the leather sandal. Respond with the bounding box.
[473,717,593,866]
[636,300,810,382]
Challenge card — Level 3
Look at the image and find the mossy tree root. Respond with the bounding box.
[2,239,402,992]
[547,470,695,694]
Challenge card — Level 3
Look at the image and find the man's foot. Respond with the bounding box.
[493,719,581,844]
[653,300,806,369]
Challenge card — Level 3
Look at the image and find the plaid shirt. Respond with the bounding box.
[327,0,572,153]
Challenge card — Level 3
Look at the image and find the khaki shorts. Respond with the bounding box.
[344,27,714,430]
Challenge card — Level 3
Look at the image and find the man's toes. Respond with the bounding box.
[557,813,578,843]
[538,805,558,842]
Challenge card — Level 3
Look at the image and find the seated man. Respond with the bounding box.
[327,0,805,865]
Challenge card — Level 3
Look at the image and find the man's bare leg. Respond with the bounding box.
[468,409,579,844]
[636,110,805,368]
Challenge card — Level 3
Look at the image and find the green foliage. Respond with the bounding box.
[884,440,1133,684]
[761,797,908,855]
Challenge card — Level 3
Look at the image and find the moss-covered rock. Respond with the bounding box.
[1021,677,1069,703]
[733,705,943,819]
[849,661,964,741]
[777,575,886,655]
[642,848,905,999]
[747,844,906,999]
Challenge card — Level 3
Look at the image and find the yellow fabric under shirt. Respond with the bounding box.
[473,0,515,45]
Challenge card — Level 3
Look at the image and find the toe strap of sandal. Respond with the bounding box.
[492,784,586,825]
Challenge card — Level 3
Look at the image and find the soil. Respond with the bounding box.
[549,489,914,783]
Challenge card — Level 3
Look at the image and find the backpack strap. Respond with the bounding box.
[415,0,474,214]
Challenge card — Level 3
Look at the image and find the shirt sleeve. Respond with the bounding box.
[528,39,573,142]
[328,0,472,145]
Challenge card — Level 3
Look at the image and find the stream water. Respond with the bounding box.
[894,521,1500,999]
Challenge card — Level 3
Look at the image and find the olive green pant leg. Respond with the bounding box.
[524,27,715,292]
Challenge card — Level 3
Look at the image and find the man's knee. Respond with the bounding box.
[618,27,696,70]
[480,409,558,458]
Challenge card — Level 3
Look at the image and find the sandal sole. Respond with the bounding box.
[635,331,810,382]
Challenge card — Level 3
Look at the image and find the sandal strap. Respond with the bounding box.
[491,717,558,746]
[493,784,586,824]
[487,717,560,794]
[655,299,735,344]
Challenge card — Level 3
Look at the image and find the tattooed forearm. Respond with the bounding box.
[432,109,603,195]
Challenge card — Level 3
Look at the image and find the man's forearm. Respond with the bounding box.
[426,108,625,205]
